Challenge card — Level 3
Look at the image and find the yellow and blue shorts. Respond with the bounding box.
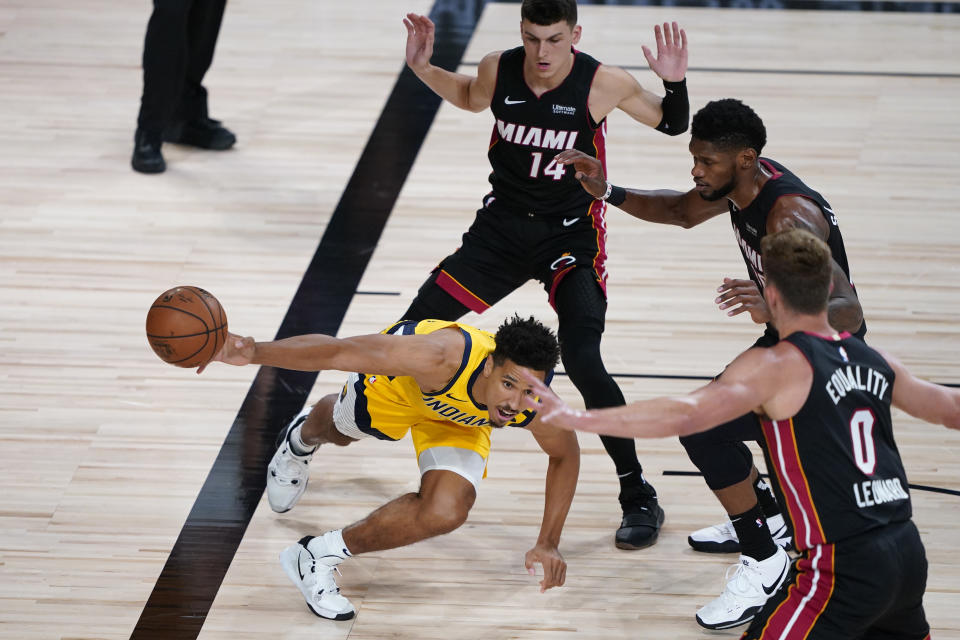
[332,372,490,491]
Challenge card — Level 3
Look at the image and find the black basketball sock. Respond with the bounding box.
[754,475,781,518]
[731,504,777,561]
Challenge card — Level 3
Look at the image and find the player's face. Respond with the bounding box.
[482,357,545,427]
[689,138,737,201]
[520,20,581,80]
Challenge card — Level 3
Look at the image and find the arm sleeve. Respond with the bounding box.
[655,78,689,136]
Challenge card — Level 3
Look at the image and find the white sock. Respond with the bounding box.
[307,529,352,562]
[288,424,317,456]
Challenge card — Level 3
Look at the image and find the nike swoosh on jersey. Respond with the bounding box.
[562,217,580,226]
[504,96,525,105]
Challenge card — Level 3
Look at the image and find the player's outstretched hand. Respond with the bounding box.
[554,149,607,199]
[642,22,687,82]
[716,277,772,324]
[198,332,255,374]
[403,13,435,74]
[524,543,567,592]
[521,371,580,432]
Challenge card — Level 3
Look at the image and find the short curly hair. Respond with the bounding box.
[762,229,832,314]
[521,0,577,27]
[492,315,560,373]
[691,98,767,155]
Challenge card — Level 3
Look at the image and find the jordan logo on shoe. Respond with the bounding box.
[762,562,789,596]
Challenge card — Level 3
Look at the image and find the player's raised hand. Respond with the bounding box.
[198,332,255,373]
[554,149,607,199]
[524,543,567,592]
[403,13,435,74]
[716,277,772,324]
[642,22,687,82]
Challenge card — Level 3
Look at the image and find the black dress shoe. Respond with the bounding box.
[614,481,665,550]
[164,117,236,150]
[131,130,166,174]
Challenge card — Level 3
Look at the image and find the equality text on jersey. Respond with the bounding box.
[495,119,579,151]
[825,365,890,405]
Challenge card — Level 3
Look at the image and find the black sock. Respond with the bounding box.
[730,504,777,561]
[617,468,649,491]
[753,476,781,518]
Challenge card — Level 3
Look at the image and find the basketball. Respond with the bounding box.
[146,286,228,368]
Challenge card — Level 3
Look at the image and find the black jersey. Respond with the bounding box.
[760,331,911,551]
[487,46,605,217]
[730,158,853,295]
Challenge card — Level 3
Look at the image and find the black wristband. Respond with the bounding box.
[605,185,626,207]
[655,78,689,136]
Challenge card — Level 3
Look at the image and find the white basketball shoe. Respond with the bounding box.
[267,407,317,513]
[280,535,355,620]
[695,546,791,630]
[688,512,793,553]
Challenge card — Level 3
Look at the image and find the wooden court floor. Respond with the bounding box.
[0,0,958,638]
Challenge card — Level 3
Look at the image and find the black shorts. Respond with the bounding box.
[743,520,929,640]
[429,195,609,312]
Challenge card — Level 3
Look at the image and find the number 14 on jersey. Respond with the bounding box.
[529,152,566,180]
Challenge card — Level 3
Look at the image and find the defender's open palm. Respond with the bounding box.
[554,149,607,199]
[198,332,255,373]
[524,543,567,592]
[642,22,687,82]
[404,13,435,73]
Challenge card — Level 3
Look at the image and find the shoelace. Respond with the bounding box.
[306,561,345,599]
[720,561,762,599]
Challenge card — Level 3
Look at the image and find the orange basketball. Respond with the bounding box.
[146,286,228,368]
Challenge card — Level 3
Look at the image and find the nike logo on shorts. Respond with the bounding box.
[562,217,580,226]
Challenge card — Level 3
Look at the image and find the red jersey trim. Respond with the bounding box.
[762,418,826,549]
[436,270,491,313]
[756,544,836,639]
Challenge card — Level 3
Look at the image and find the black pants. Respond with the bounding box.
[137,0,227,136]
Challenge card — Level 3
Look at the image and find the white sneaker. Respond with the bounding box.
[279,536,355,620]
[695,546,791,630]
[267,408,317,513]
[688,513,792,553]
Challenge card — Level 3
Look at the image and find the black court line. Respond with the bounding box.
[556,370,714,381]
[462,61,960,80]
[664,470,960,496]
[554,372,960,387]
[498,0,960,12]
[129,1,485,638]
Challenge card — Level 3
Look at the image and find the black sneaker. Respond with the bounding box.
[615,482,665,550]
[164,117,236,150]
[131,129,165,174]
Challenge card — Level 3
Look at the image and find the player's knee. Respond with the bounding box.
[558,322,603,376]
[418,472,476,535]
[310,394,353,446]
[681,435,754,490]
